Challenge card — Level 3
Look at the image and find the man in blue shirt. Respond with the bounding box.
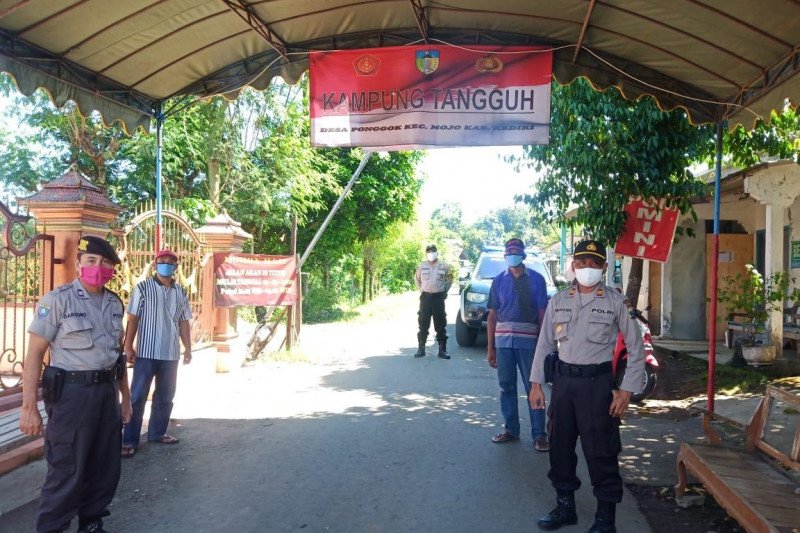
[487,238,549,450]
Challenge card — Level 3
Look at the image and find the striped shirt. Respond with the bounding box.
[128,277,192,361]
[488,268,548,350]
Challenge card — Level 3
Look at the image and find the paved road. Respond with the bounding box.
[0,292,651,532]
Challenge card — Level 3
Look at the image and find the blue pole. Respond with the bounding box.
[155,104,164,253]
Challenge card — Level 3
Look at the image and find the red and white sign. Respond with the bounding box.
[614,198,679,263]
[309,45,552,149]
[213,254,297,307]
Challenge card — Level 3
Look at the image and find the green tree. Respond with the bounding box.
[516,78,713,304]
[723,108,799,167]
[430,202,463,234]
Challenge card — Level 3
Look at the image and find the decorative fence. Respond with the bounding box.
[0,202,54,396]
[110,202,213,347]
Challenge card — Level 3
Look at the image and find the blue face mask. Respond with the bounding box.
[505,255,524,267]
[156,263,176,277]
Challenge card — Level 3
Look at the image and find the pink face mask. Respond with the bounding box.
[80,265,115,287]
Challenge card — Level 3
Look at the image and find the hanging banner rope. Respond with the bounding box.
[309,45,552,149]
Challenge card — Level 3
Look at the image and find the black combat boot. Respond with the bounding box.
[415,340,426,357]
[437,338,450,359]
[537,490,578,530]
[586,501,616,533]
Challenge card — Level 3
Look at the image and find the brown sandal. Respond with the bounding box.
[121,446,136,458]
[155,435,179,444]
[491,431,519,443]
[534,437,550,452]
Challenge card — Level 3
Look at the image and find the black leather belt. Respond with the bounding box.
[64,368,116,384]
[557,361,612,378]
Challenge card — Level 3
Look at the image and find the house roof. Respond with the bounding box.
[17,166,121,211]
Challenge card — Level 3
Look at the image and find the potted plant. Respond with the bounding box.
[717,264,800,366]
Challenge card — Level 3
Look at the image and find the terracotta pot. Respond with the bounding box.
[741,345,776,366]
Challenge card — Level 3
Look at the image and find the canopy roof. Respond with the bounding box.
[1,0,797,132]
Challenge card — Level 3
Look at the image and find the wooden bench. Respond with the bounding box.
[0,400,46,476]
[676,386,800,532]
[726,319,800,349]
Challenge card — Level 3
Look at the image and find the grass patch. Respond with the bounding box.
[677,352,770,395]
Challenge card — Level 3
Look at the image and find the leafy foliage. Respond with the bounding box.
[516,79,712,247]
[723,108,800,167]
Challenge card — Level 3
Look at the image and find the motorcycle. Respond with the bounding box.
[613,307,659,403]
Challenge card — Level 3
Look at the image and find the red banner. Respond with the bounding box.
[213,254,297,308]
[309,45,552,149]
[614,199,679,263]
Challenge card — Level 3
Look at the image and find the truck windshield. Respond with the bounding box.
[475,256,553,285]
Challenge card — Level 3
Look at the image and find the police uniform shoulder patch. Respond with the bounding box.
[37,306,50,318]
[567,287,576,296]
[105,288,124,306]
[596,288,605,297]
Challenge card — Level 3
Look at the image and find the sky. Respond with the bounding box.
[417,145,540,225]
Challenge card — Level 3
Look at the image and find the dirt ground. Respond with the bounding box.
[3,292,795,532]
[627,349,748,533]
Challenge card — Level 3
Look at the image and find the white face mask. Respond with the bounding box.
[575,267,604,287]
[565,267,576,283]
[427,252,438,262]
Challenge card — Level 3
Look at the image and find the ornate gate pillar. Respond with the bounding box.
[196,213,252,358]
[18,167,122,287]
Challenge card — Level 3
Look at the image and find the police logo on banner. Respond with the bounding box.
[353,54,380,76]
[415,50,439,75]
[475,54,504,73]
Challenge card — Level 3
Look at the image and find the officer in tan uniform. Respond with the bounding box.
[20,236,132,533]
[528,240,645,533]
[414,244,453,359]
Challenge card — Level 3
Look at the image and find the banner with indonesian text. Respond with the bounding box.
[309,45,552,149]
[213,253,297,308]
[614,199,680,263]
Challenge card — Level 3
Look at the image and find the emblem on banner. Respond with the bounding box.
[353,54,380,76]
[475,54,504,73]
[415,50,440,75]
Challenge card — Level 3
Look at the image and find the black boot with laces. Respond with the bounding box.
[537,490,578,530]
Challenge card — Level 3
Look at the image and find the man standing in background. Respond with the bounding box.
[486,238,549,450]
[414,244,453,359]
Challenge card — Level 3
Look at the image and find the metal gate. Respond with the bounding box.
[111,203,212,347]
[0,202,54,395]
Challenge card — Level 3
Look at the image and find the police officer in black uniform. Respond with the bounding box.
[528,240,645,533]
[20,236,132,533]
[414,244,454,358]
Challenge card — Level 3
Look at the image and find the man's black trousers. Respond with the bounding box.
[417,291,447,343]
[37,382,122,532]
[546,369,623,503]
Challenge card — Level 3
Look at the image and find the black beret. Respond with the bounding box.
[78,236,121,264]
[574,239,606,262]
[425,244,437,252]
